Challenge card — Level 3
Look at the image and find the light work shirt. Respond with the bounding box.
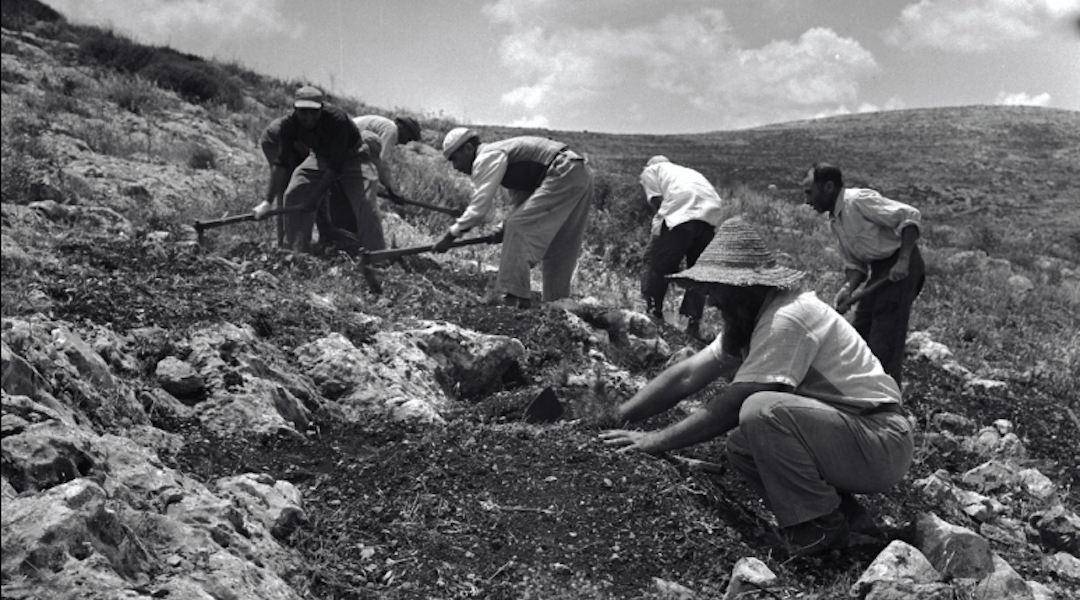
[640,162,725,237]
[352,115,398,161]
[450,145,508,236]
[830,187,922,275]
[708,290,901,413]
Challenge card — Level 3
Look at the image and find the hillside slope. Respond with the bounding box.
[2,4,1079,600]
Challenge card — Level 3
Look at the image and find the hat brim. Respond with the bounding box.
[668,264,805,289]
[294,100,322,109]
[442,137,469,159]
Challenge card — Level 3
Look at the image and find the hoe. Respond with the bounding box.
[358,233,501,295]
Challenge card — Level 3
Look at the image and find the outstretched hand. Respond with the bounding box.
[598,429,660,455]
[433,231,456,253]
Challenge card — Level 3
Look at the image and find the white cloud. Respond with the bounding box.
[885,0,1080,52]
[509,114,551,128]
[483,1,879,129]
[43,0,299,41]
[995,91,1053,106]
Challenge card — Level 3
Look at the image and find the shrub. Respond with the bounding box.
[78,30,160,73]
[138,61,244,110]
[187,144,217,170]
[103,73,166,114]
[0,0,64,31]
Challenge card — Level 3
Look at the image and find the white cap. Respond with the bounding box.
[646,155,670,167]
[442,127,479,159]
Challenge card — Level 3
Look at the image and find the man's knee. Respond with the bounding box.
[737,392,784,428]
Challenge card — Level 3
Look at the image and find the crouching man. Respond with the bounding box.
[600,217,913,556]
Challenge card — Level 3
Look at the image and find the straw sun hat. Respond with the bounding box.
[669,217,804,288]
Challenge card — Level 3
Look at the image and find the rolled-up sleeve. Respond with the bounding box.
[854,191,922,237]
[450,149,508,236]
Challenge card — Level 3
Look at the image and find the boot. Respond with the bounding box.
[504,294,532,309]
[781,509,850,556]
[839,493,882,537]
[685,317,702,340]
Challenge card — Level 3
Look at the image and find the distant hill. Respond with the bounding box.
[481,105,1080,259]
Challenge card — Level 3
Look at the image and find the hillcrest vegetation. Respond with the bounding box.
[2,1,1079,599]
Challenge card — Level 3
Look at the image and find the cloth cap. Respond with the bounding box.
[442,127,479,159]
[646,155,670,167]
[669,217,805,288]
[395,116,421,143]
[293,86,324,109]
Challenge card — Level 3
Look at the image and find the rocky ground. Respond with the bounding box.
[3,224,1078,599]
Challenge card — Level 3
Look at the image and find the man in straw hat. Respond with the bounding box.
[638,155,726,338]
[436,128,593,308]
[803,163,925,387]
[252,86,397,253]
[601,217,913,556]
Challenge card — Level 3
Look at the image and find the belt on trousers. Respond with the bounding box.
[862,403,903,416]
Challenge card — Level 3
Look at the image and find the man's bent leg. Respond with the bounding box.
[726,391,912,528]
[281,157,323,252]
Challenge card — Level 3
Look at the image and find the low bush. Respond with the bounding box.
[186,144,217,170]
[138,61,244,110]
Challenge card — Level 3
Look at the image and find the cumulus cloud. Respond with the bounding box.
[995,91,1053,106]
[885,0,1080,52]
[482,0,879,129]
[43,0,299,41]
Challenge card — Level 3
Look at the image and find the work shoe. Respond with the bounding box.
[685,317,703,340]
[840,493,882,537]
[780,509,850,556]
[503,294,532,309]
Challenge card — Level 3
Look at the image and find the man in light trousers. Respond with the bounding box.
[437,128,592,307]
[601,217,913,556]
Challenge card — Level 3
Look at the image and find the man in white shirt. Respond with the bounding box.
[436,128,593,308]
[638,156,726,338]
[601,217,912,556]
[803,163,925,387]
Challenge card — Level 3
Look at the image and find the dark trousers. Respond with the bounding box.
[853,245,925,387]
[641,220,716,320]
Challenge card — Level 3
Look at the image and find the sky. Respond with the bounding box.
[42,0,1080,134]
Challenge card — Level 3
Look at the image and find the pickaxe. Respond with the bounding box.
[836,277,891,314]
[378,192,464,217]
[194,205,308,244]
[358,233,501,294]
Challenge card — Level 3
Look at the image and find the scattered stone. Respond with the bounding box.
[973,553,1034,600]
[1017,468,1056,501]
[653,577,696,599]
[155,356,206,402]
[1043,551,1080,582]
[914,512,994,579]
[851,540,942,598]
[723,557,777,599]
[1028,505,1080,555]
[961,460,1019,493]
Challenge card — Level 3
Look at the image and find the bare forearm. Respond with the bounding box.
[638,382,777,454]
[617,357,718,423]
[897,225,919,260]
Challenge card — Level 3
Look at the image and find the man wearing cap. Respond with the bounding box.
[638,156,726,338]
[600,217,913,556]
[252,86,396,253]
[436,128,593,307]
[802,163,925,387]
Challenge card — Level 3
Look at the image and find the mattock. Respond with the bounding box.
[357,233,501,295]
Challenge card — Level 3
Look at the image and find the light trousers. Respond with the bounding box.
[496,154,593,301]
[726,391,913,527]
